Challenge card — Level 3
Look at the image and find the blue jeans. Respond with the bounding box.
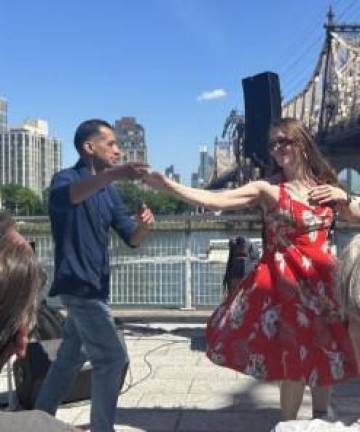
[35,295,129,432]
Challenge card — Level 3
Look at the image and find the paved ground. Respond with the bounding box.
[1,319,360,432]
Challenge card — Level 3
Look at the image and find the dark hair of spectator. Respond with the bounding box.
[0,239,43,366]
[0,211,15,238]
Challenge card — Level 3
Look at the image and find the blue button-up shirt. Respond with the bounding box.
[49,159,136,299]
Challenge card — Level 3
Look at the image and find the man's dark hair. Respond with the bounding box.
[74,119,114,153]
[0,211,15,238]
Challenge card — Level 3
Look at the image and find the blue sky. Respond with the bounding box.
[1,0,360,183]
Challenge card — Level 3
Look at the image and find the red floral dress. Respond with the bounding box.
[206,183,358,386]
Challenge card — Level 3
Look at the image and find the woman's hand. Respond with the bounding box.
[143,171,169,190]
[309,184,347,206]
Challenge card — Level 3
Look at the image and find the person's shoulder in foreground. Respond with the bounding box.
[272,418,360,431]
[0,215,81,432]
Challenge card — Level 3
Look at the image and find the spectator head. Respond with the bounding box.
[0,239,43,368]
[0,211,15,237]
[0,211,31,249]
[337,234,360,320]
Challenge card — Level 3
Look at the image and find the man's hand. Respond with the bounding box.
[130,204,155,247]
[110,163,149,181]
[136,204,155,230]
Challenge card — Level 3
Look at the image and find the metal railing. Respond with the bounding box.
[17,216,359,309]
[23,224,245,309]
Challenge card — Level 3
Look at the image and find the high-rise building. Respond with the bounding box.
[0,98,8,132]
[213,137,237,178]
[198,145,208,184]
[191,172,199,188]
[197,145,214,187]
[165,165,180,183]
[114,117,147,165]
[0,119,62,197]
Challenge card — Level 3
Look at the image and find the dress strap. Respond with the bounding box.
[278,182,290,211]
[279,182,286,204]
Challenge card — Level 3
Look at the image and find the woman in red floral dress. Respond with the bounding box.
[144,118,360,421]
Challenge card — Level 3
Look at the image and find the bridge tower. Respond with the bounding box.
[282,9,360,188]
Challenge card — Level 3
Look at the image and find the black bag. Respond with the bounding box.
[31,301,65,340]
[223,235,260,295]
[13,340,92,409]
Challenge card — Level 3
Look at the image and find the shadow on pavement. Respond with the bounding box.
[122,323,207,352]
[77,378,285,432]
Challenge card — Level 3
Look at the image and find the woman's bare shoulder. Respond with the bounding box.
[254,177,280,193]
[254,177,280,210]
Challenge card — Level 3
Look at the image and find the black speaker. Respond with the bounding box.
[242,71,281,167]
[13,339,92,409]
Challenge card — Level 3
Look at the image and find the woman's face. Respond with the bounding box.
[268,128,298,169]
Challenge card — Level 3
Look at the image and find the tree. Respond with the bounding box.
[42,187,51,215]
[143,189,190,215]
[0,184,44,216]
[116,181,145,214]
[116,181,190,215]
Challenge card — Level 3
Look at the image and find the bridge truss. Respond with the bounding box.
[282,9,360,153]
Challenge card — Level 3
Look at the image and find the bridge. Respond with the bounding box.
[282,8,360,180]
[211,9,360,191]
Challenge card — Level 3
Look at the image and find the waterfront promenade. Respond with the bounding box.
[1,315,360,431]
[2,311,356,432]
[52,320,292,431]
[57,319,360,431]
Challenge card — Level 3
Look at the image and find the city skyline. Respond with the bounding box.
[1,0,360,183]
[0,116,62,197]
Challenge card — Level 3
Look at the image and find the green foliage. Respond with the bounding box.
[116,181,144,213]
[116,181,190,215]
[0,181,190,217]
[42,187,50,213]
[0,184,45,216]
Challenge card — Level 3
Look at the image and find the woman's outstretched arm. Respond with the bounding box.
[144,171,274,211]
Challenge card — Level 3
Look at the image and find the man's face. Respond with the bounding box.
[87,126,120,169]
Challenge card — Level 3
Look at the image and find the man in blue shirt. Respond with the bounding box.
[35,119,154,432]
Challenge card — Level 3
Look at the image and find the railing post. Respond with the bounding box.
[182,216,194,310]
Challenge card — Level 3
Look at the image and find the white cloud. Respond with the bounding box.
[197,88,227,101]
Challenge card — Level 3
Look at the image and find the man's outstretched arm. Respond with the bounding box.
[70,163,148,205]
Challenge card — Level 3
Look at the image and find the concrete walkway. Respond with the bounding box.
[2,321,360,431]
[57,323,360,431]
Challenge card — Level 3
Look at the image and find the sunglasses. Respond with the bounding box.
[268,137,294,151]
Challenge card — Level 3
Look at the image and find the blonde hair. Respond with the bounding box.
[337,234,360,320]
